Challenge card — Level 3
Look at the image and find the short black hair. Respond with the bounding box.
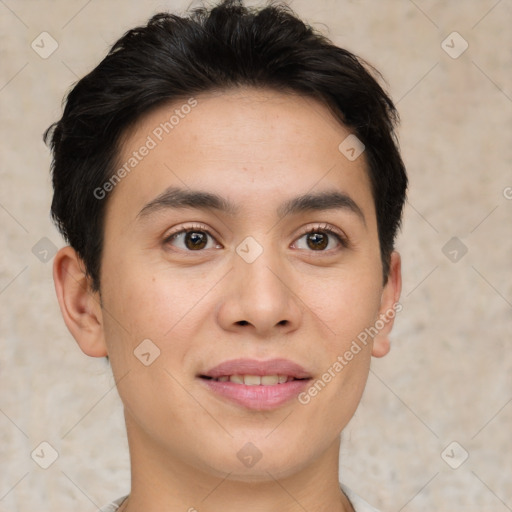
[45,0,407,291]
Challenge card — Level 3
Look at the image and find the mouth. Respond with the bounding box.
[200,357,311,380]
[199,375,309,386]
[200,374,305,384]
[198,358,312,410]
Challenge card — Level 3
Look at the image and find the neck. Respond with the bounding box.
[121,414,354,512]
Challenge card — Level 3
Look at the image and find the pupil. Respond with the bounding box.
[185,231,207,250]
[307,232,328,250]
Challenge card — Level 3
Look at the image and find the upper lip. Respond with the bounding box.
[200,358,311,379]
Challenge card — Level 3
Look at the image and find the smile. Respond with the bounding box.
[201,374,300,385]
[198,358,312,410]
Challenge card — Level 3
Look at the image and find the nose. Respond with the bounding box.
[216,245,303,338]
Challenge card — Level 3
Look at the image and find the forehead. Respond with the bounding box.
[108,87,375,223]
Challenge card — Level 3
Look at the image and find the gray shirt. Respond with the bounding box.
[99,484,381,512]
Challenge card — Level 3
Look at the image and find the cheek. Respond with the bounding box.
[99,264,199,413]
[99,255,216,361]
[301,275,379,427]
[99,260,158,368]
[301,265,383,343]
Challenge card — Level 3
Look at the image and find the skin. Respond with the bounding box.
[53,87,401,512]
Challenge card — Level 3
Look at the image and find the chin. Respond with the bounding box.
[198,445,306,483]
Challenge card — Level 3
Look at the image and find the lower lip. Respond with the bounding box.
[199,378,310,410]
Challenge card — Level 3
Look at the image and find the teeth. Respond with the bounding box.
[243,375,262,386]
[213,374,294,385]
[261,375,279,385]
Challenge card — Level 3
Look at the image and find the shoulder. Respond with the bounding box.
[100,490,378,512]
[341,484,381,512]
[98,495,128,512]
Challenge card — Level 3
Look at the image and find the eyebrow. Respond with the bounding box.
[137,186,366,225]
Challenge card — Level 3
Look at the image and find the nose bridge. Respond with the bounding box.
[243,258,283,295]
[235,235,288,301]
[222,234,302,334]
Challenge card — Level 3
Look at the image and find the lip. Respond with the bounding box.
[198,358,312,411]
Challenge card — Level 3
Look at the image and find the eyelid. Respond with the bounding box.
[162,222,349,251]
[163,223,222,247]
[294,222,350,249]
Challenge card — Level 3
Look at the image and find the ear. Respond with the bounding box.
[371,251,402,358]
[53,246,107,357]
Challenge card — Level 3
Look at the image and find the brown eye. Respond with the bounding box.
[294,227,345,252]
[165,228,219,251]
[305,232,329,250]
[184,231,208,250]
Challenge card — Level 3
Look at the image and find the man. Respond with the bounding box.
[46,1,407,510]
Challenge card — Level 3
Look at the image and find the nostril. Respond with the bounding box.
[237,320,249,326]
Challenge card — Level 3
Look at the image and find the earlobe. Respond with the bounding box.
[371,251,402,358]
[53,246,108,357]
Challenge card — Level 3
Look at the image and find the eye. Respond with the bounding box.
[293,224,347,251]
[164,225,221,251]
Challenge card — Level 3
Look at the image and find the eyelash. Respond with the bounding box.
[163,223,349,252]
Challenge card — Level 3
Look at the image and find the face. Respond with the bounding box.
[56,87,401,483]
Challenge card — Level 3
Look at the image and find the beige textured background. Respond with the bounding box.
[1,0,511,511]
